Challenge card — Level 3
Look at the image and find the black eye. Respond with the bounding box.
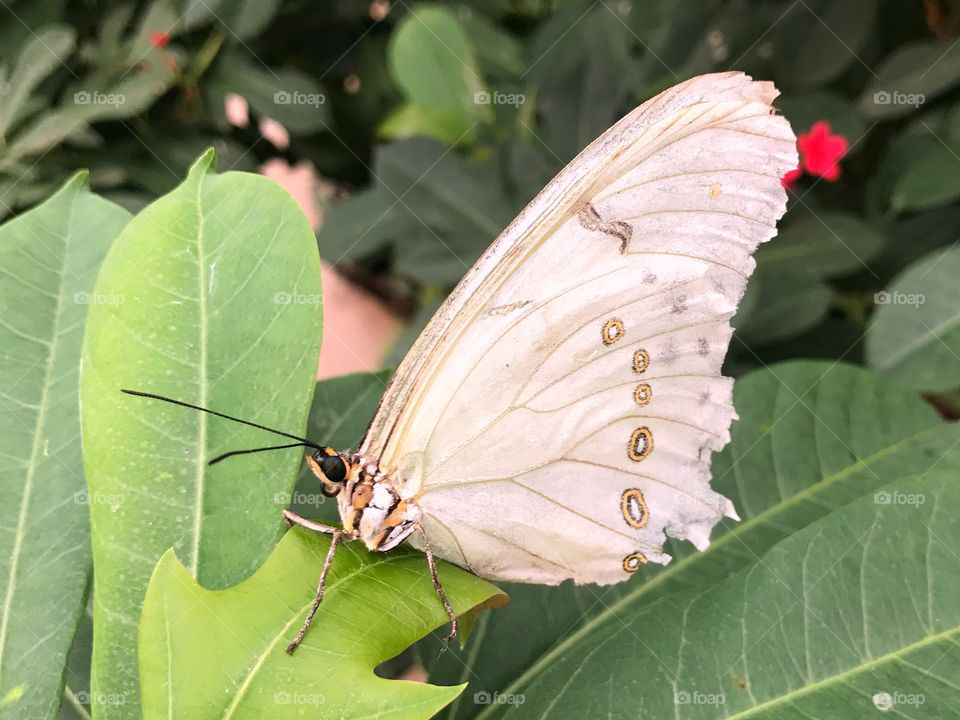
[319,455,347,484]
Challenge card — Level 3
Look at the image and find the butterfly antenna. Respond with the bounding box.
[121,389,324,459]
[207,442,313,466]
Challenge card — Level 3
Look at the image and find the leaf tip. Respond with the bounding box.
[188,148,218,179]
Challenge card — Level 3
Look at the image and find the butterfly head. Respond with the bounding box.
[305,447,355,497]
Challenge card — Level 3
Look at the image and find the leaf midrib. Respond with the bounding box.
[221,549,412,719]
[190,177,209,577]
[0,192,77,678]
[723,623,960,719]
[474,419,949,720]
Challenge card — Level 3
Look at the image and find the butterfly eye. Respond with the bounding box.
[319,454,348,484]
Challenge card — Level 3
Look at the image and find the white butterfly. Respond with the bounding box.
[129,71,797,652]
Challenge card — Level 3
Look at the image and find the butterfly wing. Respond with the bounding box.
[361,73,797,585]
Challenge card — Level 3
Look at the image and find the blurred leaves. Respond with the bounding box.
[383,6,490,145]
[0,174,129,720]
[867,245,960,392]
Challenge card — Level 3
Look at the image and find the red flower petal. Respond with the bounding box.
[781,167,803,189]
[151,31,170,48]
[797,120,848,181]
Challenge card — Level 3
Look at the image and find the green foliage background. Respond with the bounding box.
[1,1,960,719]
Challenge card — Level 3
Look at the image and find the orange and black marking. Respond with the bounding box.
[633,383,652,406]
[622,552,648,573]
[632,349,650,374]
[627,427,653,462]
[602,318,625,346]
[620,488,650,528]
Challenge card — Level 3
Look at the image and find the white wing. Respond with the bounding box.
[361,73,797,585]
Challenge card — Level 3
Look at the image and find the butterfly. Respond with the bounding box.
[126,71,797,653]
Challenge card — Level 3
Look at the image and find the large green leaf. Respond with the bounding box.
[484,471,960,718]
[139,526,507,720]
[888,139,960,213]
[0,176,129,720]
[867,245,960,392]
[428,361,960,717]
[860,39,960,119]
[80,151,323,718]
[382,5,489,145]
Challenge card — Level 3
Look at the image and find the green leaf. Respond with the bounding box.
[481,471,960,718]
[755,211,883,279]
[80,151,323,718]
[0,25,75,138]
[0,175,129,720]
[383,5,488,144]
[325,139,515,285]
[867,245,960,392]
[860,40,960,119]
[772,0,878,87]
[428,361,960,717]
[734,268,832,346]
[889,138,960,213]
[139,526,507,720]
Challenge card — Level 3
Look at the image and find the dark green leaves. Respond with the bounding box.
[80,151,322,717]
[485,471,960,718]
[429,362,960,717]
[383,6,489,145]
[0,174,129,720]
[867,246,960,392]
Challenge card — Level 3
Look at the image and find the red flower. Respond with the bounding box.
[780,120,849,190]
[150,31,170,48]
[781,167,802,189]
[797,121,848,181]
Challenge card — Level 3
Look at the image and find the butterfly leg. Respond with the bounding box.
[414,523,458,644]
[282,508,340,534]
[286,528,344,654]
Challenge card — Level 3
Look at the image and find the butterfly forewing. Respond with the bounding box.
[361,73,797,585]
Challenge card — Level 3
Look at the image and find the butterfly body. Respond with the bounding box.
[335,456,422,552]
